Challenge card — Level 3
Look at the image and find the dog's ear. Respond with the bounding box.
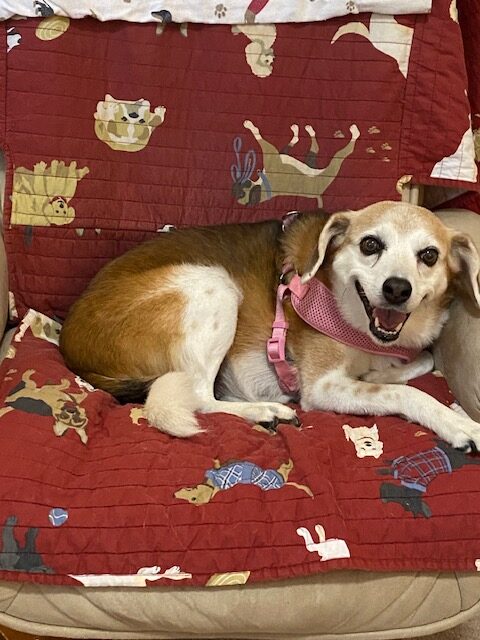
[301,212,350,283]
[342,424,353,441]
[248,184,261,207]
[448,231,480,309]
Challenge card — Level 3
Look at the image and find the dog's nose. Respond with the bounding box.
[128,112,139,119]
[382,277,412,304]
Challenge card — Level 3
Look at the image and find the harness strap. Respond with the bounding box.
[267,282,299,394]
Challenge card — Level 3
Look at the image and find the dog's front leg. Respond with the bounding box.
[302,372,480,452]
[361,351,434,385]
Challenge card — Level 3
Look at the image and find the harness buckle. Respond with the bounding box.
[267,337,285,364]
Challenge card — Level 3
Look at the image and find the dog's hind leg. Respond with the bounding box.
[280,125,299,155]
[314,124,360,202]
[244,120,282,159]
[143,264,297,437]
[304,125,319,169]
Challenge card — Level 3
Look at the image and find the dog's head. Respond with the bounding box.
[44,196,75,226]
[343,423,383,458]
[301,201,480,349]
[94,95,166,151]
[54,401,88,429]
[245,41,275,77]
[174,484,215,505]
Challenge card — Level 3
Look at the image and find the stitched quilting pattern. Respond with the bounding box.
[0,312,478,587]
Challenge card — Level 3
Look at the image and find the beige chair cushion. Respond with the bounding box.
[0,571,480,640]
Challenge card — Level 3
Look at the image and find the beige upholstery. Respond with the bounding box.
[434,209,480,421]
[0,572,480,639]
[0,209,479,638]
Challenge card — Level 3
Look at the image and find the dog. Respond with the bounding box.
[342,423,384,458]
[232,24,276,78]
[11,160,89,227]
[94,94,166,152]
[175,458,312,505]
[379,440,480,518]
[0,369,89,443]
[60,201,480,450]
[232,120,359,208]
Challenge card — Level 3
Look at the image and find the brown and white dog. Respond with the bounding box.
[60,201,480,450]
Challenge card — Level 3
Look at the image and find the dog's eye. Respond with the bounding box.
[360,236,383,256]
[139,118,145,124]
[418,247,438,267]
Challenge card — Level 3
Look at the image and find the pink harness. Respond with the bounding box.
[267,272,420,395]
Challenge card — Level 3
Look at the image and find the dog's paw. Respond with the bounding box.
[448,420,480,454]
[243,120,259,135]
[350,124,360,140]
[257,412,301,433]
[243,402,298,430]
[455,440,479,455]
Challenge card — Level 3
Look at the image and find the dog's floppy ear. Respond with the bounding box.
[301,212,350,283]
[342,424,353,441]
[449,231,480,309]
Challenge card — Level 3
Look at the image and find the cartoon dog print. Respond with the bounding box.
[151,10,188,37]
[11,160,89,227]
[0,370,89,444]
[30,314,61,345]
[94,94,166,152]
[14,309,61,346]
[175,458,313,505]
[244,0,271,23]
[343,424,384,458]
[0,515,53,573]
[232,24,276,77]
[296,524,350,562]
[331,15,413,79]
[7,26,21,52]
[378,440,480,518]
[232,120,359,207]
[473,127,480,162]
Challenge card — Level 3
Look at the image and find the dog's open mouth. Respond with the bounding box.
[355,281,409,343]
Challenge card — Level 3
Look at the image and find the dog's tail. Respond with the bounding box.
[80,371,203,438]
[143,372,204,438]
[81,372,153,404]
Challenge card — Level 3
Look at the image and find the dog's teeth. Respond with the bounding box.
[395,322,403,332]
[374,317,380,328]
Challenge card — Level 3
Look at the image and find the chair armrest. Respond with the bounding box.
[434,209,480,421]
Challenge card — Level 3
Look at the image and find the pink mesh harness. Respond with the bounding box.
[267,273,420,394]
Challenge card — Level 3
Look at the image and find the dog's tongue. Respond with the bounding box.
[373,308,407,330]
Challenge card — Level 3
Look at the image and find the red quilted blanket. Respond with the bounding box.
[1,1,480,587]
[0,311,480,587]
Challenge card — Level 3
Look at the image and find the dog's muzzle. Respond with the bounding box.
[355,280,409,343]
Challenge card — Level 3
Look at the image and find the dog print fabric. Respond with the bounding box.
[435,0,480,213]
[0,0,477,320]
[0,0,432,24]
[11,161,89,227]
[0,310,480,587]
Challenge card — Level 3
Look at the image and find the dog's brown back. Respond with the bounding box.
[60,220,286,400]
